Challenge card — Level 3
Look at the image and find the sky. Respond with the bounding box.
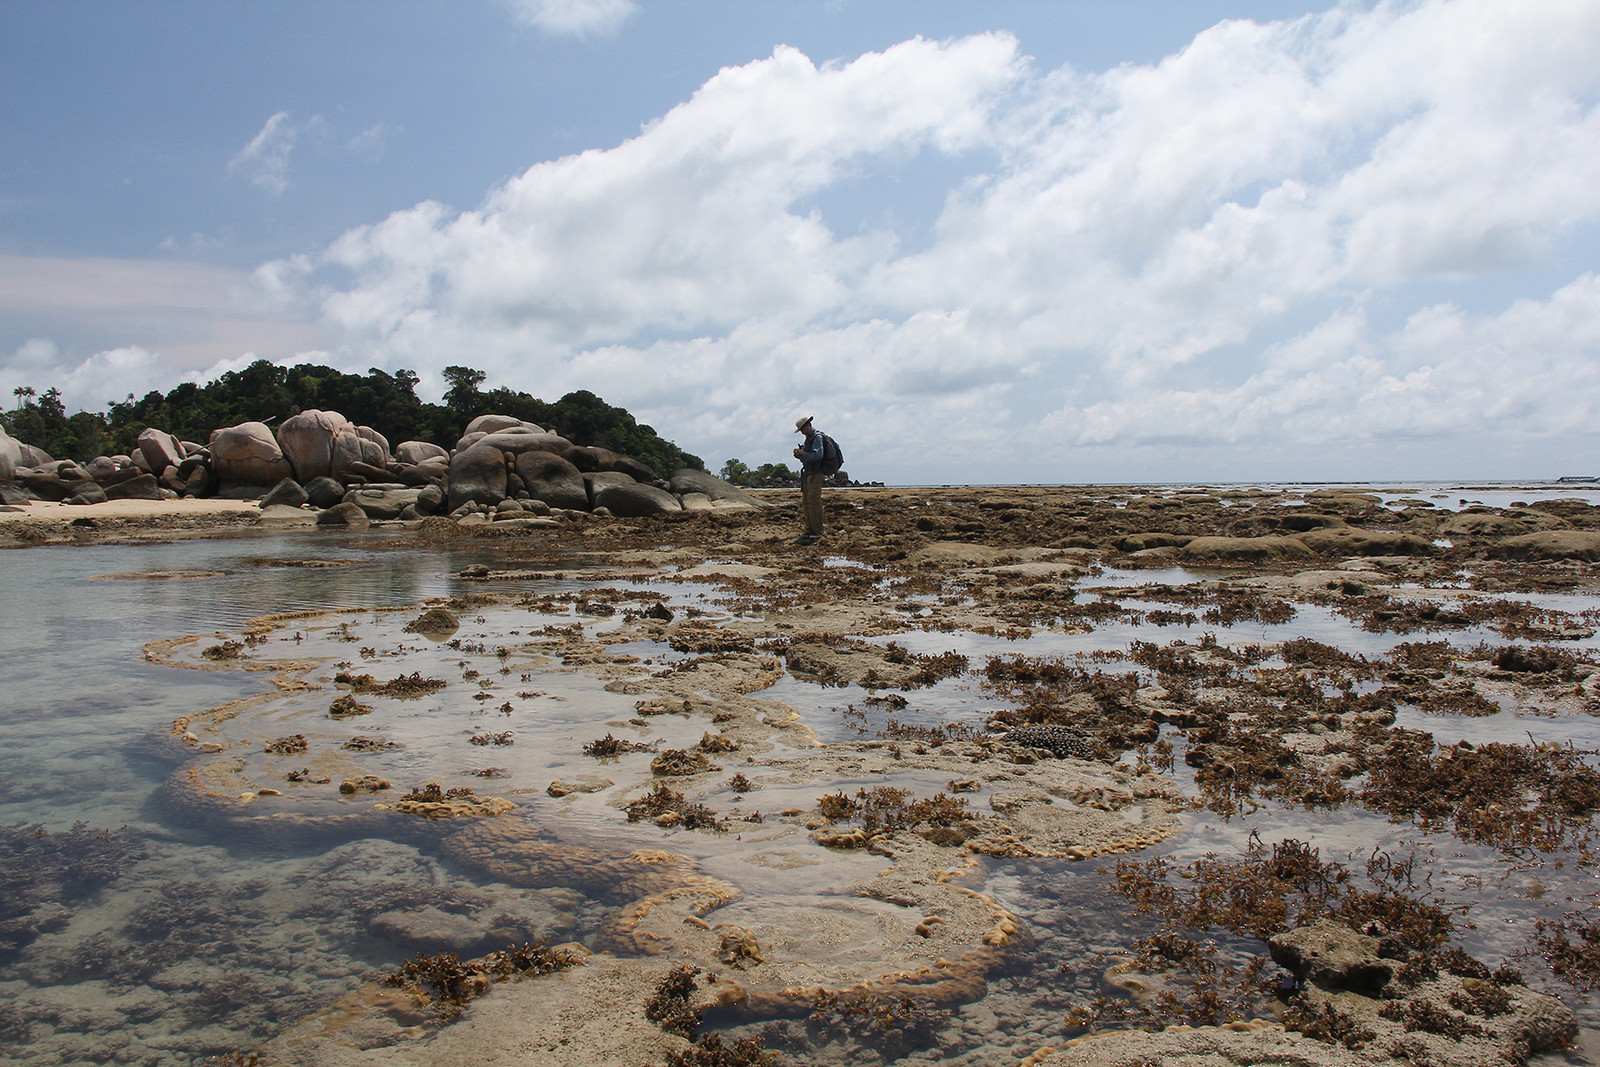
[2,0,1598,485]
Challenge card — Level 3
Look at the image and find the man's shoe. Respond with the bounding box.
[798,533,820,544]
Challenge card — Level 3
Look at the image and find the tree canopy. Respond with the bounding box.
[1,361,704,476]
[719,458,798,486]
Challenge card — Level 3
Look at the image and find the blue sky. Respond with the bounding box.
[3,0,1598,483]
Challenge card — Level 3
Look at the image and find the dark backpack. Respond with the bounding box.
[818,432,844,475]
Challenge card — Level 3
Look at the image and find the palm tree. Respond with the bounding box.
[12,385,35,410]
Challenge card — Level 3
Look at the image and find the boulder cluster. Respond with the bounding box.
[0,411,764,523]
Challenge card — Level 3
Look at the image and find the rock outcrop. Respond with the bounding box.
[1,408,761,525]
[210,421,293,488]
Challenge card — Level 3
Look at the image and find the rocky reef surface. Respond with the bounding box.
[3,480,1600,1065]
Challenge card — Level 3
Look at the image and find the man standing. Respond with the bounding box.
[793,415,824,544]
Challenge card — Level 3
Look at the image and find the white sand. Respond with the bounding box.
[0,498,261,523]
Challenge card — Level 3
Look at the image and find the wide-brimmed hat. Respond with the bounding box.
[794,415,813,432]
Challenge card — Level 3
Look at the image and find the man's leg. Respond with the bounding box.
[802,473,824,538]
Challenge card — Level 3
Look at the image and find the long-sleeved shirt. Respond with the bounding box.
[797,430,825,476]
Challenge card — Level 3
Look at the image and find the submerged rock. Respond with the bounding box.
[1491,530,1600,561]
[317,501,371,529]
[1180,535,1315,563]
[402,606,460,639]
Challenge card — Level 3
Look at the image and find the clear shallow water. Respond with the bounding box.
[2,533,1599,1065]
[0,533,524,828]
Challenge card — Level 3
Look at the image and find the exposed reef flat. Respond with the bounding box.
[6,482,1600,1066]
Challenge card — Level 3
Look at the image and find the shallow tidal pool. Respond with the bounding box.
[2,525,1599,1066]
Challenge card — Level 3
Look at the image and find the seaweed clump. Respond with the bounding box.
[1361,734,1600,854]
[813,786,968,837]
[334,671,447,697]
[625,783,727,831]
[328,694,373,718]
[667,1034,775,1067]
[582,733,656,757]
[398,783,481,804]
[643,966,776,1066]
[809,988,950,1055]
[646,964,706,1038]
[1110,836,1455,949]
[698,732,740,754]
[342,735,402,752]
[1534,918,1600,990]
[381,941,582,1023]
[1072,836,1460,1034]
[263,734,308,755]
[470,731,514,746]
[0,823,141,960]
[652,748,720,776]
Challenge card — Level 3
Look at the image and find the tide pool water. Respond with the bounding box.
[1,526,1597,1066]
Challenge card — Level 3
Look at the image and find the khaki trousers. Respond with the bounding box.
[801,474,824,536]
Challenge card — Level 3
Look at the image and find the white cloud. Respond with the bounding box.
[9,337,60,369]
[1,341,162,413]
[298,32,1021,376]
[229,111,299,196]
[347,123,392,161]
[504,0,638,38]
[1047,273,1600,454]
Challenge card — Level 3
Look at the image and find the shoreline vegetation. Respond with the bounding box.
[4,360,705,477]
[3,393,1600,1064]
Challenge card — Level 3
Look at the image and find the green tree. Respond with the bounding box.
[0,386,110,461]
[6,360,704,476]
[443,365,487,414]
[753,462,798,484]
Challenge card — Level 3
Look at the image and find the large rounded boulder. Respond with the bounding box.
[316,501,371,530]
[446,427,580,511]
[136,427,186,476]
[345,486,420,520]
[395,440,448,465]
[583,446,657,484]
[330,428,389,482]
[277,409,353,482]
[475,430,573,458]
[210,422,292,488]
[393,457,449,487]
[447,440,509,511]
[356,425,390,456]
[260,478,309,509]
[515,450,589,511]
[464,414,542,438]
[105,473,164,501]
[669,469,768,509]
[592,480,682,517]
[18,443,55,468]
[0,424,20,481]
